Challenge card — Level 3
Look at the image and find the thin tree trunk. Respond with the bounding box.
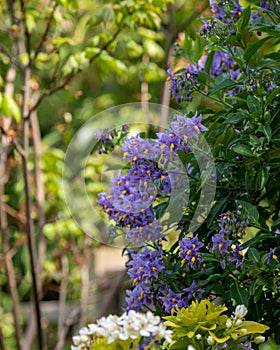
[30,108,46,284]
[78,242,92,329]
[55,255,69,350]
[0,328,7,350]
[0,67,22,350]
[160,1,209,128]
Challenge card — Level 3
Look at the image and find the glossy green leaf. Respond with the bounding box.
[232,144,254,157]
[248,247,260,263]
[244,36,272,62]
[236,6,251,30]
[209,79,238,95]
[237,200,259,222]
[230,284,249,306]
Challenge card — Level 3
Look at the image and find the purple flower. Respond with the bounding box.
[228,243,243,267]
[267,247,278,263]
[170,113,208,141]
[212,233,232,254]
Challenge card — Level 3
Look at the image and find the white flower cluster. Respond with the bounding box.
[71,310,173,350]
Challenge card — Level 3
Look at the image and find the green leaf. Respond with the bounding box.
[226,112,248,124]
[232,144,254,157]
[204,51,215,74]
[244,36,272,62]
[248,247,260,263]
[241,233,273,249]
[237,321,269,334]
[257,167,269,190]
[247,95,261,113]
[1,93,21,123]
[230,283,249,306]
[193,34,203,63]
[236,200,259,223]
[272,217,280,229]
[209,79,238,95]
[236,6,251,30]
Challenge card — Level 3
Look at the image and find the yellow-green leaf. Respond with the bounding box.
[209,331,231,343]
[1,93,21,123]
[236,321,269,335]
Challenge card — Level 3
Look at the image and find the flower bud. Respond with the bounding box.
[234,305,248,319]
[226,319,232,328]
[254,336,265,344]
[207,335,214,345]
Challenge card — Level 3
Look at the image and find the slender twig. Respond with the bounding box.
[160,1,209,128]
[31,2,58,63]
[172,1,209,44]
[0,44,24,70]
[19,0,31,58]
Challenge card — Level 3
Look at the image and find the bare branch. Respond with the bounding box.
[0,44,24,70]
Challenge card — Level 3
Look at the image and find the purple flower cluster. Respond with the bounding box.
[168,51,242,103]
[200,0,243,38]
[125,246,165,311]
[260,1,279,10]
[210,210,250,268]
[178,234,204,270]
[97,113,208,244]
[167,66,199,103]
